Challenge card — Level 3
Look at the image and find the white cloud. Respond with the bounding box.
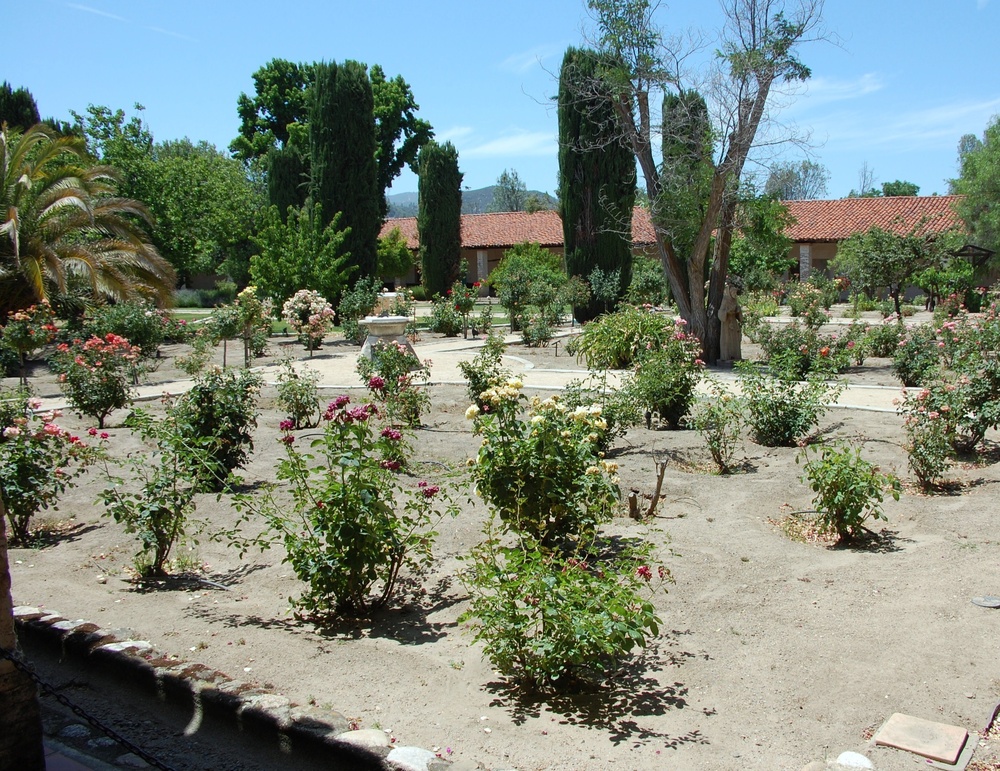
[66,3,126,21]
[789,73,884,110]
[499,44,563,74]
[462,131,555,158]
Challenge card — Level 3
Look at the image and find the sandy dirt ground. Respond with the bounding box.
[6,328,1000,771]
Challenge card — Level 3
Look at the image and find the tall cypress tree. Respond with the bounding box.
[310,60,380,282]
[558,47,636,323]
[0,82,40,132]
[267,144,308,220]
[417,141,463,295]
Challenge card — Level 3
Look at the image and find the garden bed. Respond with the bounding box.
[6,334,1000,771]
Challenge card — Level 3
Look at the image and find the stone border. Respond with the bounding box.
[14,606,479,771]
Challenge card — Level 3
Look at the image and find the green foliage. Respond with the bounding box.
[0,81,41,132]
[460,533,665,689]
[728,195,795,292]
[570,306,684,369]
[276,361,321,429]
[865,321,904,357]
[623,323,704,428]
[625,253,669,306]
[418,140,463,295]
[241,396,456,618]
[689,383,744,474]
[51,334,143,429]
[749,322,847,381]
[428,293,463,336]
[83,302,168,358]
[488,168,528,212]
[468,382,619,546]
[0,388,99,544]
[738,363,841,447]
[892,324,940,387]
[880,180,920,197]
[337,276,383,345]
[784,282,830,327]
[230,58,315,162]
[311,60,380,279]
[798,442,899,541]
[457,334,510,409]
[356,340,430,428]
[2,303,57,383]
[0,122,176,317]
[250,203,354,307]
[953,115,1000,254]
[561,376,640,451]
[558,46,636,323]
[171,367,262,491]
[764,160,829,200]
[900,390,951,490]
[377,226,415,280]
[99,410,212,576]
[489,243,567,334]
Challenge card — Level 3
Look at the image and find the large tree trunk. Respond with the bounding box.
[0,496,45,769]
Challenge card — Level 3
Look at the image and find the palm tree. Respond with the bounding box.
[0,123,176,317]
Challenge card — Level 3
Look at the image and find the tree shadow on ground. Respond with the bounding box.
[17,520,102,549]
[185,575,461,646]
[484,635,713,748]
[833,527,912,554]
[131,563,269,594]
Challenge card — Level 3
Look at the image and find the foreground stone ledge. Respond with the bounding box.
[14,605,476,770]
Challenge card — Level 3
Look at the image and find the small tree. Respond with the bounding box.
[377,226,415,284]
[488,169,528,212]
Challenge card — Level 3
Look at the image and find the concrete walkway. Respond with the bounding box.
[32,325,907,416]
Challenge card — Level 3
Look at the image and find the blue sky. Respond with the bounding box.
[7,0,999,199]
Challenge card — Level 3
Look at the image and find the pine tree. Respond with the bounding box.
[310,60,380,281]
[0,82,40,132]
[418,141,463,295]
[558,47,636,323]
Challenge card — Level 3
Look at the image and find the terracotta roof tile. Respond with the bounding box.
[381,207,656,250]
[784,196,964,242]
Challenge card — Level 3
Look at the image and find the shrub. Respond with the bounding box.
[624,335,704,429]
[460,533,665,690]
[921,365,1000,454]
[899,390,951,490]
[750,322,847,381]
[356,340,430,428]
[561,377,640,451]
[243,396,458,618]
[738,363,842,446]
[892,324,940,387]
[689,382,744,473]
[625,253,669,306]
[428,292,463,336]
[282,289,334,353]
[784,282,829,328]
[488,242,566,332]
[0,389,99,544]
[337,276,383,345]
[51,334,143,428]
[865,320,904,357]
[468,381,618,546]
[99,410,211,576]
[457,334,510,409]
[2,303,58,384]
[276,361,321,429]
[171,367,262,490]
[84,302,168,358]
[570,306,682,370]
[798,442,900,541]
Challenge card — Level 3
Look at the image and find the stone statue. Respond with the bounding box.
[718,283,743,363]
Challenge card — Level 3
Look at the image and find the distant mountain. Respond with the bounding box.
[386,186,557,219]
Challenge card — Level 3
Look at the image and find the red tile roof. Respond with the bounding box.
[380,207,657,250]
[784,196,964,242]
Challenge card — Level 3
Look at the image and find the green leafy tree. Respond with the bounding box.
[311,60,380,281]
[764,160,829,200]
[250,203,354,306]
[0,124,175,317]
[558,46,637,323]
[488,169,528,212]
[418,141,463,295]
[377,226,415,281]
[0,82,40,132]
[729,192,795,290]
[953,116,1000,254]
[832,223,963,318]
[232,58,432,220]
[583,0,824,362]
[880,180,920,197]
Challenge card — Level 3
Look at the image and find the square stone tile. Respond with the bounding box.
[874,712,968,765]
